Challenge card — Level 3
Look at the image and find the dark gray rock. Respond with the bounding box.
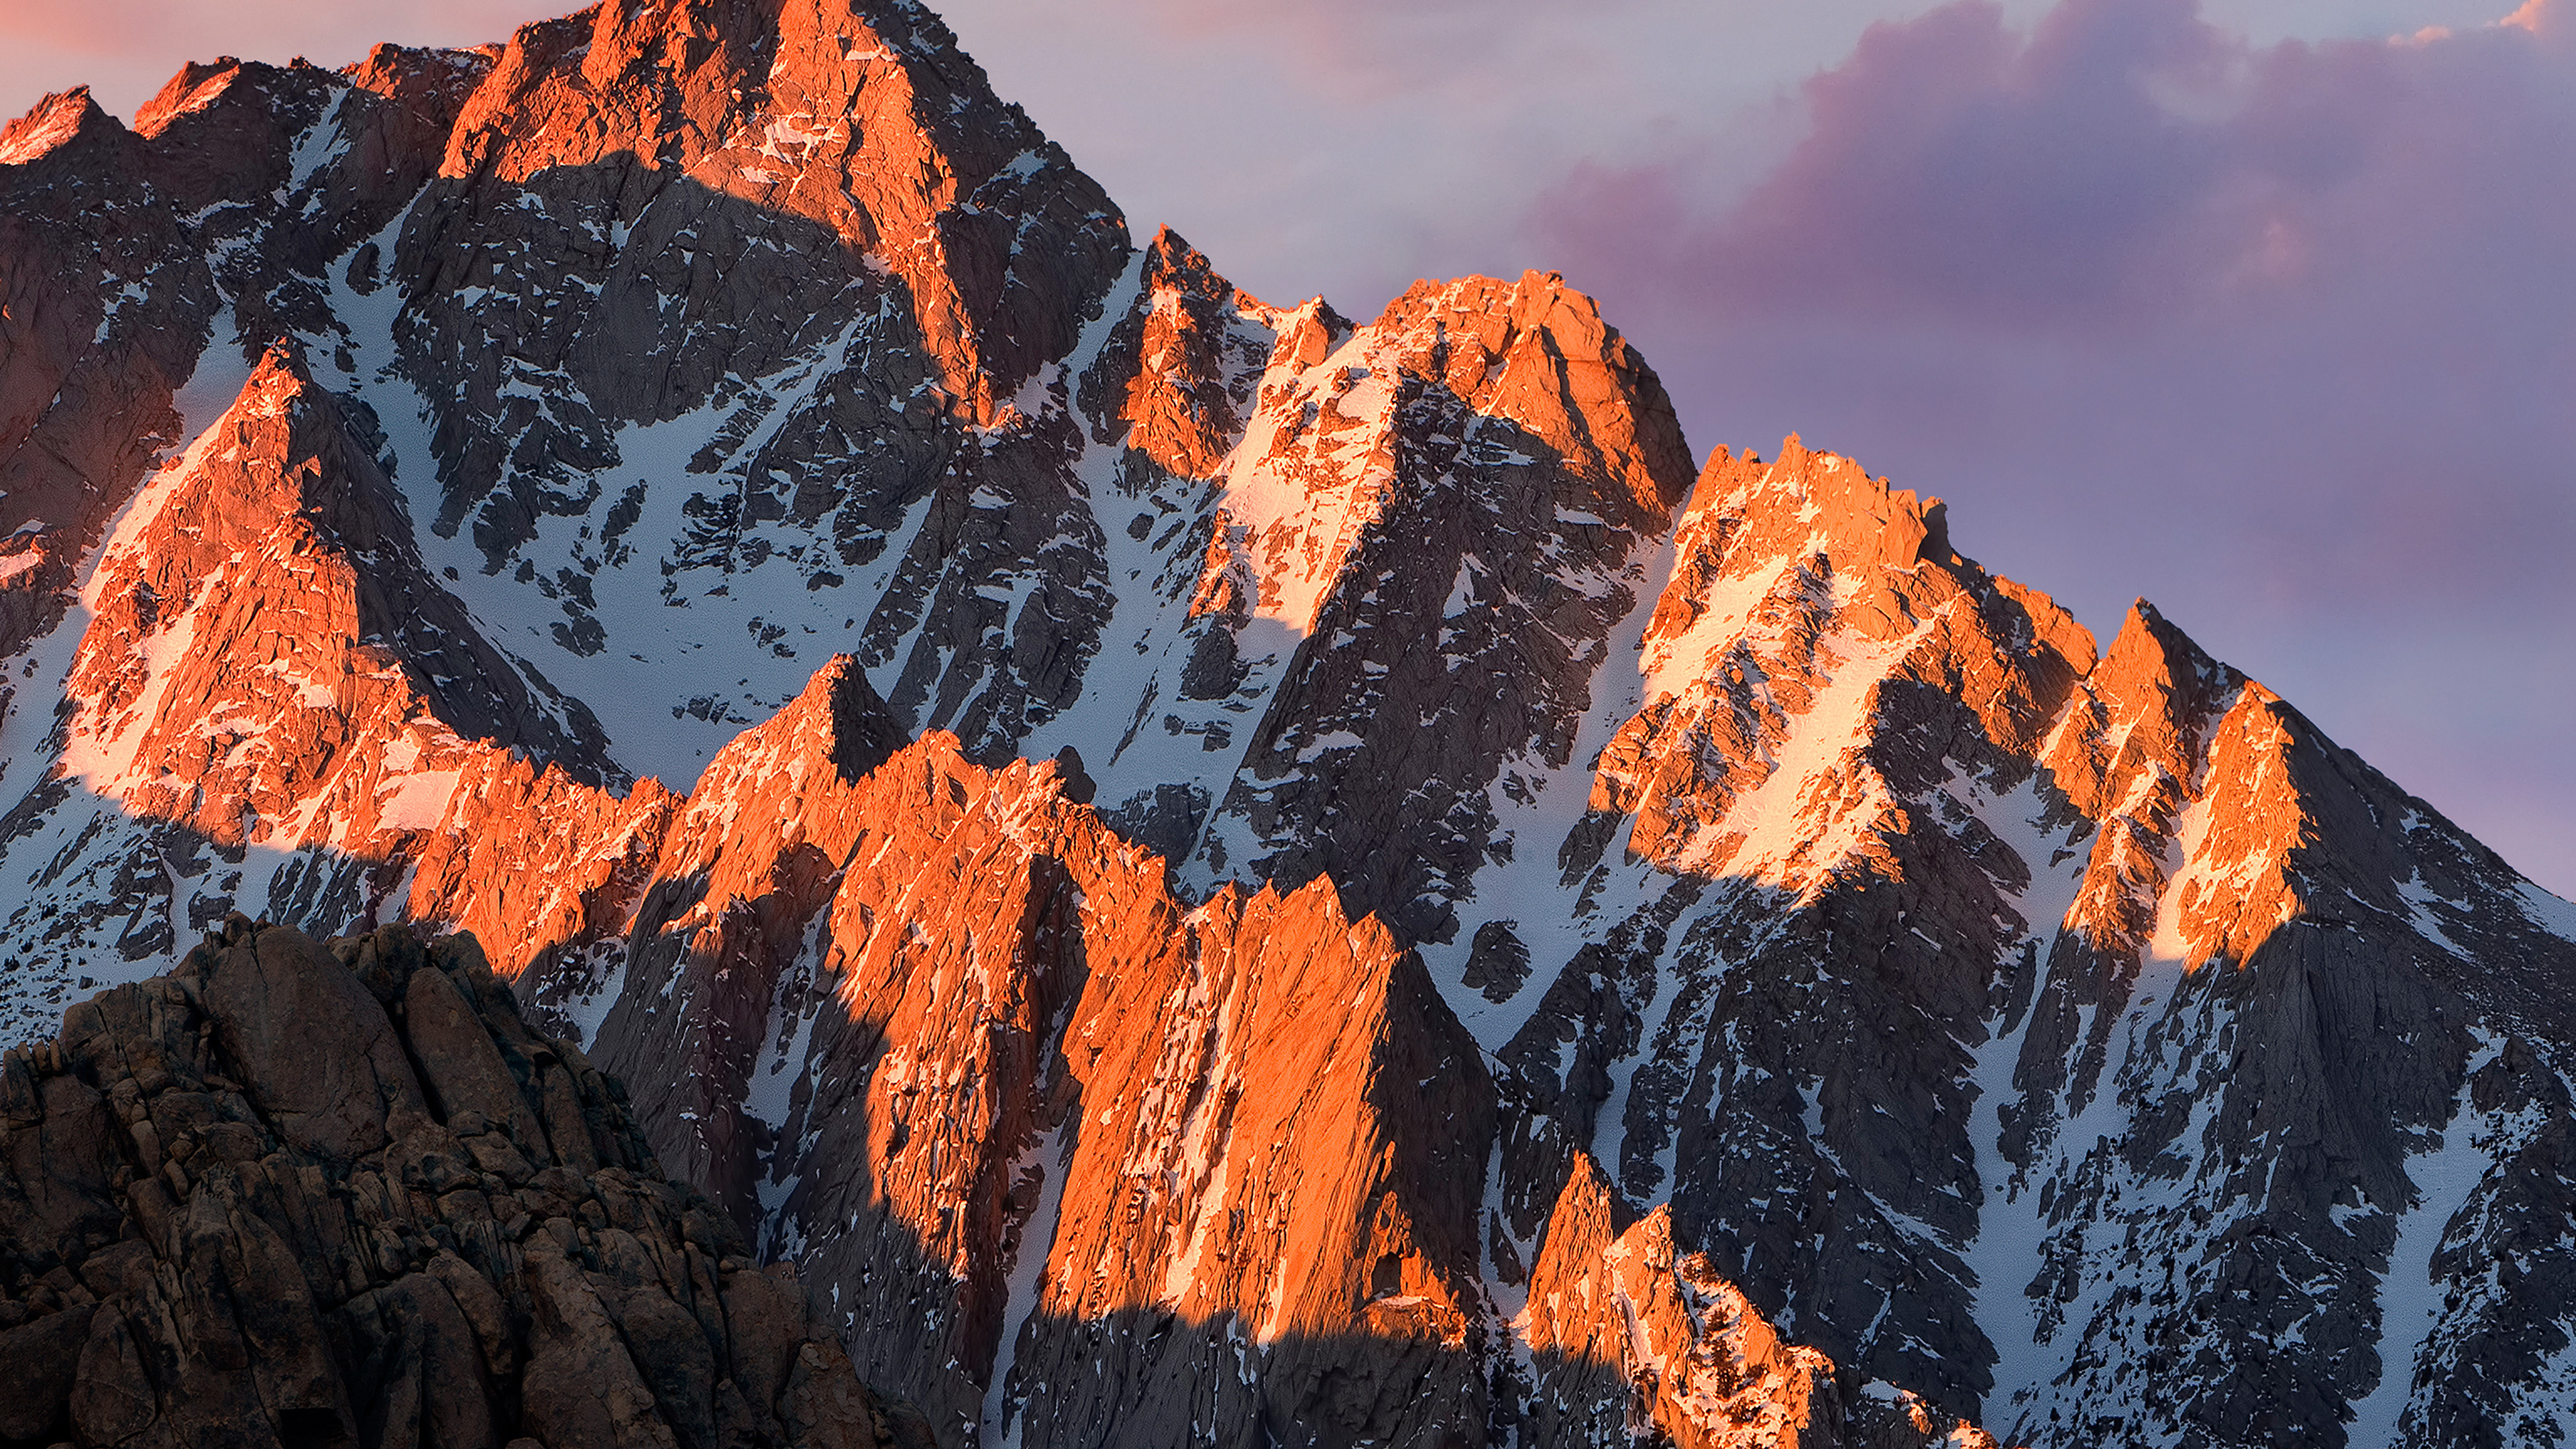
[0,919,932,1449]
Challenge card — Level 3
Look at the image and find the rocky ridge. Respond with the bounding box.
[0,0,2573,1445]
[0,916,933,1448]
[516,659,2006,1448]
[0,340,654,1020]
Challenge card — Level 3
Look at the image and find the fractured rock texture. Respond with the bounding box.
[0,917,931,1449]
[584,659,1507,1445]
[1521,1155,1998,1449]
[566,655,1980,1448]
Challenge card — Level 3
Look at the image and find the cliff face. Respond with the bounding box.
[573,659,1505,1444]
[0,341,651,1036]
[2,1,2575,1446]
[0,918,932,1449]
[551,659,1980,1448]
[1520,1155,2000,1449]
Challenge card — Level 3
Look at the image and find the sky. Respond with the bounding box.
[3,0,2571,897]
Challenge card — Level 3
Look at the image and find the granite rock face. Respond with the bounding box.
[1459,441,2576,1447]
[1,0,2575,1446]
[559,656,1980,1449]
[1521,1155,2000,1449]
[0,48,496,666]
[0,338,649,1018]
[577,659,1509,1445]
[0,916,932,1449]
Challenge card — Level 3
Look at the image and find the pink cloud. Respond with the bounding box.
[1529,0,2576,889]
[0,1,535,123]
[1551,0,2575,333]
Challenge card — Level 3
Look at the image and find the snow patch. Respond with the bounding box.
[374,769,460,833]
[2343,1032,2509,1448]
[2515,881,2576,947]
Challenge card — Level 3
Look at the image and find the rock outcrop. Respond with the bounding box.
[0,917,932,1448]
[1522,1155,2000,1449]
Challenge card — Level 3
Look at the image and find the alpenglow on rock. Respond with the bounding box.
[1,0,2574,1445]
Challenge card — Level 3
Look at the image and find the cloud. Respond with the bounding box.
[0,1,533,124]
[934,0,2021,318]
[1527,0,2576,888]
[1546,0,2576,331]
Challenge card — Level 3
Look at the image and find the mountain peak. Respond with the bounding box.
[1706,434,1951,578]
[0,87,120,168]
[707,651,912,790]
[131,55,334,139]
[58,337,614,846]
[233,337,320,409]
[1075,223,1264,476]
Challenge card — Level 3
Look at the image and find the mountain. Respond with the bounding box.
[2,0,2573,1445]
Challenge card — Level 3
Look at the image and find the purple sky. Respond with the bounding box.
[6,0,2571,896]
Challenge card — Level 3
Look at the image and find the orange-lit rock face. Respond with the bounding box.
[1521,1156,2006,1449]
[0,90,213,660]
[5,345,659,989]
[1166,265,1697,946]
[1078,227,1273,482]
[515,641,2011,1449]
[1013,879,1494,1441]
[53,345,606,857]
[1200,270,1687,643]
[1479,426,2576,1438]
[1523,1156,1834,1449]
[1585,437,2089,892]
[62,348,606,853]
[559,662,1497,1442]
[0,50,495,676]
[401,753,680,981]
[410,0,1125,532]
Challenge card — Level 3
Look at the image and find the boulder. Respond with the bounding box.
[0,920,932,1449]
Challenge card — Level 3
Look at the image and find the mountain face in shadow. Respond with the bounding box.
[2,1,2574,1446]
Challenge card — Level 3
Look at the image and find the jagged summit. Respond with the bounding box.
[1,1,2573,1445]
[0,87,118,166]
